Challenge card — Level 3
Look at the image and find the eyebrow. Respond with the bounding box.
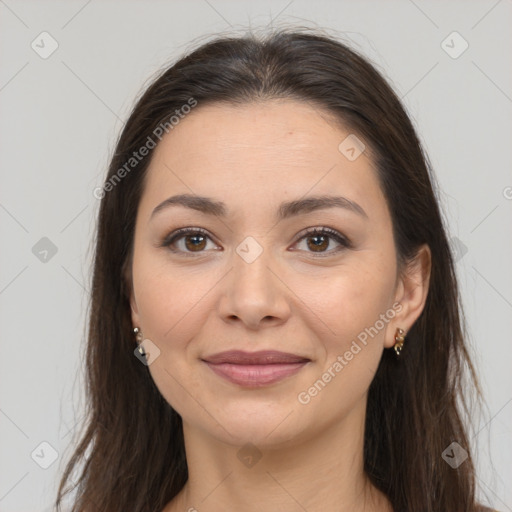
[150,193,368,221]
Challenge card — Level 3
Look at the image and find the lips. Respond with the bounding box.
[203,350,310,365]
[202,350,310,387]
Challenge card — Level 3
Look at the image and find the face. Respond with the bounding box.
[129,99,410,449]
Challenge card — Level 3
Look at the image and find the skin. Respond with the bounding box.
[128,99,431,512]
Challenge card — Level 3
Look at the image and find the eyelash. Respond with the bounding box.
[160,226,351,258]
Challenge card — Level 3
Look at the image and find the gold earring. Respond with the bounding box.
[133,327,146,357]
[393,328,405,356]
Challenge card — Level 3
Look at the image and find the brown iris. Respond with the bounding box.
[307,234,329,252]
[184,234,207,252]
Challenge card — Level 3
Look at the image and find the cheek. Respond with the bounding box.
[294,259,395,344]
[132,254,215,413]
[295,259,396,403]
[132,250,214,345]
[293,268,394,414]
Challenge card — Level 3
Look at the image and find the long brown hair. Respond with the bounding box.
[56,27,483,512]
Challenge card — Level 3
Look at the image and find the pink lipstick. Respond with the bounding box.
[202,350,310,387]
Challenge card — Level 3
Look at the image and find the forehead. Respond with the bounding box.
[140,100,387,222]
[153,99,354,166]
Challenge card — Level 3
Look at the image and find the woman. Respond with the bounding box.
[56,28,493,512]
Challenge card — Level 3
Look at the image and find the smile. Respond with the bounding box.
[202,350,310,387]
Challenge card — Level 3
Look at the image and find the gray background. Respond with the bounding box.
[1,1,511,510]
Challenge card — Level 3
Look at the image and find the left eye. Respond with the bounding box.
[293,228,350,256]
[161,227,350,256]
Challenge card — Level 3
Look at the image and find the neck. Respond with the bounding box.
[165,399,392,512]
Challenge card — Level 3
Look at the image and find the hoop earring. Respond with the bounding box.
[393,328,405,356]
[133,327,146,357]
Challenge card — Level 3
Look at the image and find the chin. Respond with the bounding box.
[204,401,309,449]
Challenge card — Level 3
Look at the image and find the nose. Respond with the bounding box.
[217,243,291,331]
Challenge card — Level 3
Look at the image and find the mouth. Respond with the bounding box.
[201,350,311,388]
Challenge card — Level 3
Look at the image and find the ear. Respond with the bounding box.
[385,244,432,348]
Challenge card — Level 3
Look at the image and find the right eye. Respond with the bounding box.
[161,227,220,256]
